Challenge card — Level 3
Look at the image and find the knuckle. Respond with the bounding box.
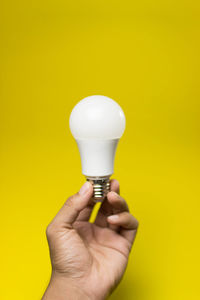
[46,224,52,237]
[64,195,75,208]
[117,197,129,211]
[128,216,134,227]
[135,218,139,229]
[128,212,139,228]
[124,201,129,212]
[46,223,56,238]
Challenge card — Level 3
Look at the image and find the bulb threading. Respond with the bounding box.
[86,176,110,202]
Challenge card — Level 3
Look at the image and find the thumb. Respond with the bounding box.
[50,182,93,228]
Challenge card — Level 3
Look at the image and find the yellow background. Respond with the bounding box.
[0,1,200,299]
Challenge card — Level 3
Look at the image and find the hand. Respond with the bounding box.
[42,180,138,300]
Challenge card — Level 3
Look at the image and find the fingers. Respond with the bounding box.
[110,179,120,194]
[95,180,130,229]
[48,182,93,230]
[107,212,139,244]
[108,212,138,229]
[107,191,129,213]
[106,191,129,231]
[77,179,119,223]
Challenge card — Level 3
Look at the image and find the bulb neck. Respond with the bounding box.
[76,139,119,176]
[86,175,111,202]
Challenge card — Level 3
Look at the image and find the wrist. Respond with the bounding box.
[42,272,92,300]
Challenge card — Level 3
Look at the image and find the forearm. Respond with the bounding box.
[42,273,92,300]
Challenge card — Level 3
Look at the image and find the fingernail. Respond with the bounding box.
[79,182,90,196]
[108,214,119,221]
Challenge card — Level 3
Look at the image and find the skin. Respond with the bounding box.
[42,179,139,300]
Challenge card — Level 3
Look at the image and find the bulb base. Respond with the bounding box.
[86,176,111,202]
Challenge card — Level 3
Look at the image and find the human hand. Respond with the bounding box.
[42,180,138,300]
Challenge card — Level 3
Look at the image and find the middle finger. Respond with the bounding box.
[107,192,129,213]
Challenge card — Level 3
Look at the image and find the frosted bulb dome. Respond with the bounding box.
[69,95,126,139]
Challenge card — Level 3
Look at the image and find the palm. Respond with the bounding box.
[52,220,131,299]
[77,220,130,270]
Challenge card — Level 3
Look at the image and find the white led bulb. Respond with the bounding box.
[69,95,126,201]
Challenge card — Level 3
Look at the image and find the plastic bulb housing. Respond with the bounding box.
[69,95,126,201]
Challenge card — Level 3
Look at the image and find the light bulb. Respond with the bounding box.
[69,95,126,202]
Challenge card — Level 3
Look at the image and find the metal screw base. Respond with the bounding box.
[86,176,111,202]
